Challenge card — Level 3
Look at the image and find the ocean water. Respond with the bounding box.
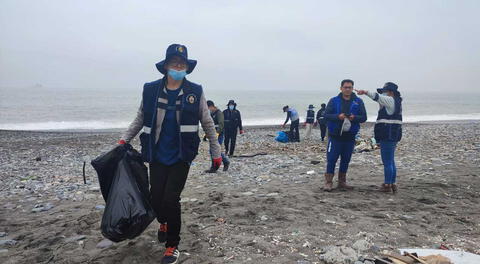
[1,86,479,130]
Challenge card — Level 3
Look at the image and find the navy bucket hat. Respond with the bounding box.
[377,82,399,94]
[155,44,197,75]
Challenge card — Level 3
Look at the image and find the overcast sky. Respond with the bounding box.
[1,0,479,92]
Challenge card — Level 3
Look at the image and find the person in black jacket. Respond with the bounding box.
[304,104,315,139]
[316,103,327,141]
[223,100,244,156]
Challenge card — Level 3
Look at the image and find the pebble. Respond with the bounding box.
[266,192,279,197]
[0,249,8,254]
[89,186,100,192]
[31,202,54,213]
[242,191,254,196]
[320,246,358,264]
[0,239,17,246]
[352,239,371,252]
[96,239,113,249]
[260,215,268,221]
[95,205,105,210]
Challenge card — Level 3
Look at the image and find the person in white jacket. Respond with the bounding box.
[355,82,403,193]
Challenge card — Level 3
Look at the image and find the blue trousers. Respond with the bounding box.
[326,138,355,174]
[379,140,397,184]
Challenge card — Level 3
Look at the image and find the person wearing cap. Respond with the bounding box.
[119,44,222,264]
[282,105,300,142]
[205,100,230,172]
[323,79,367,191]
[223,99,244,156]
[304,104,315,139]
[316,103,328,141]
[355,82,403,193]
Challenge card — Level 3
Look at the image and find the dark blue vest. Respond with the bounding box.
[306,110,315,123]
[139,78,202,163]
[327,95,363,136]
[374,96,402,142]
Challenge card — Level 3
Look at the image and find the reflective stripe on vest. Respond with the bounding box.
[143,126,152,134]
[376,119,403,124]
[180,125,199,133]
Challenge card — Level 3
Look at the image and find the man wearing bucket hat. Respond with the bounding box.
[119,44,222,264]
[304,104,316,139]
[355,82,403,193]
[223,99,244,156]
[323,79,367,191]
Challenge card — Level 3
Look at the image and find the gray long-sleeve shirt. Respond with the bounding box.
[121,85,221,159]
[366,91,395,115]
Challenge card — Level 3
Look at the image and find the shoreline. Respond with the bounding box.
[0,119,479,134]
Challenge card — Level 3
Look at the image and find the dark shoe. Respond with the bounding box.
[379,184,392,193]
[223,161,230,171]
[205,167,217,173]
[337,173,354,190]
[157,223,167,243]
[391,184,398,194]
[323,173,334,192]
[161,246,180,264]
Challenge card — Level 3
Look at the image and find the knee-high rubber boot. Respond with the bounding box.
[323,173,334,192]
[338,172,353,190]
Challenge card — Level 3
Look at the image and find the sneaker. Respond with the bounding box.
[161,246,180,264]
[157,223,167,243]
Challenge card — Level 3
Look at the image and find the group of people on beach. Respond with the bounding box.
[118,44,403,264]
[282,78,402,194]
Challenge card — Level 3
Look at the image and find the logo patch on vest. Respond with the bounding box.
[186,94,196,104]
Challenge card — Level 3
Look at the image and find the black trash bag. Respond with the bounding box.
[91,144,155,242]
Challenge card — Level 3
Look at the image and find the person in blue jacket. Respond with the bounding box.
[355,82,403,193]
[323,79,367,191]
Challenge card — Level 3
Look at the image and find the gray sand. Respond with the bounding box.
[0,121,479,263]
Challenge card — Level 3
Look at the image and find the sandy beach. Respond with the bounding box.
[1,121,479,263]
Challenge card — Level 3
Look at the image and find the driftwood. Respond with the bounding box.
[233,152,268,158]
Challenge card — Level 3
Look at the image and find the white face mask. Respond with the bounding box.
[229,105,234,110]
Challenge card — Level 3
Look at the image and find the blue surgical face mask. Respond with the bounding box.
[229,105,234,110]
[168,69,187,81]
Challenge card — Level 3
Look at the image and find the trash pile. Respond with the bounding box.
[318,240,480,264]
[354,137,379,153]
